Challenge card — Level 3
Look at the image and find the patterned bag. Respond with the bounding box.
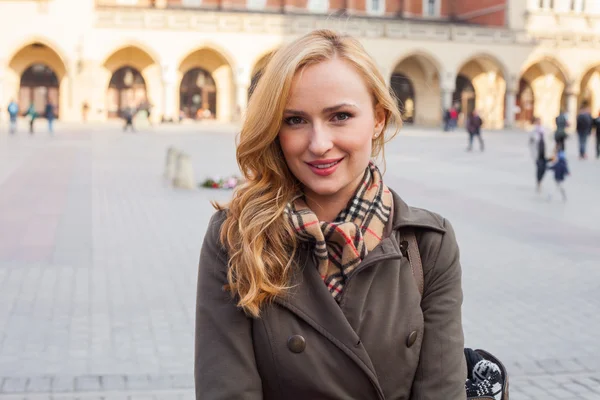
[398,229,509,400]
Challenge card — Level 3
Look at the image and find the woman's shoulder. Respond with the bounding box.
[389,189,446,233]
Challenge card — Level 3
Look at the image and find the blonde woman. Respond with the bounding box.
[195,30,466,399]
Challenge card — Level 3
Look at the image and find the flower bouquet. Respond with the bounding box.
[200,175,243,190]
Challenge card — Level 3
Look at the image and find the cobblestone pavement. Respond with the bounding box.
[0,122,599,399]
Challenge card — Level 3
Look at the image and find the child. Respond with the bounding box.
[529,117,548,193]
[548,150,570,202]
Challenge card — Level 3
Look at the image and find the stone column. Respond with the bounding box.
[161,62,177,122]
[441,88,454,112]
[0,64,4,115]
[235,66,251,122]
[504,90,517,129]
[566,91,579,133]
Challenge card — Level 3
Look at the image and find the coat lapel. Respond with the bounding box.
[274,240,403,400]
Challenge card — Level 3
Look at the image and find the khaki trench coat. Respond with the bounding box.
[195,190,467,399]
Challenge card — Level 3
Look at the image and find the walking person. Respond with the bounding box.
[529,117,549,194]
[576,102,593,159]
[45,102,56,134]
[7,99,19,134]
[26,104,37,134]
[548,150,570,202]
[466,109,484,152]
[195,29,467,399]
[594,110,600,159]
[122,106,135,132]
[554,110,569,152]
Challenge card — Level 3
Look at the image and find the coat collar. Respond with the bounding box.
[389,188,446,233]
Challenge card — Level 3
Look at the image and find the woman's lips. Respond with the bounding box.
[305,158,344,177]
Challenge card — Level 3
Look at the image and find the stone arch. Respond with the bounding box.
[6,41,69,120]
[389,52,442,126]
[519,57,569,128]
[456,53,507,129]
[102,45,161,120]
[249,50,277,100]
[177,46,235,122]
[578,64,600,117]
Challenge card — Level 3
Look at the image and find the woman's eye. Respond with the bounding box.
[333,112,352,122]
[284,116,304,125]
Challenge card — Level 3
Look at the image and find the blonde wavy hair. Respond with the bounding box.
[217,29,403,317]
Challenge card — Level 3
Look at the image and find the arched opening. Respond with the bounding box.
[453,75,476,127]
[519,58,568,129]
[389,53,441,126]
[390,73,415,123]
[19,64,60,118]
[178,47,234,122]
[103,45,160,121]
[249,52,275,100]
[516,78,534,125]
[179,68,217,119]
[107,66,147,118]
[7,42,67,120]
[579,65,600,117]
[456,56,507,129]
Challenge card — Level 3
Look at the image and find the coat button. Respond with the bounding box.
[407,331,418,348]
[287,335,306,353]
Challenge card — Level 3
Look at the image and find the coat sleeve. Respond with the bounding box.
[410,218,467,400]
[195,212,263,399]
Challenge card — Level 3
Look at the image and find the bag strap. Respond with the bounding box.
[399,229,424,297]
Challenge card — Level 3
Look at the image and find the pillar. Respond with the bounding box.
[0,64,5,117]
[504,90,516,129]
[566,90,579,133]
[235,66,251,122]
[161,62,177,122]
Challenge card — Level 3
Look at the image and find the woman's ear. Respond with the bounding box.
[374,104,386,137]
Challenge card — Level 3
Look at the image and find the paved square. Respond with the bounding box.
[0,122,599,399]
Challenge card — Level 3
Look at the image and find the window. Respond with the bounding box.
[246,0,266,9]
[307,0,329,13]
[423,0,440,17]
[366,0,385,15]
[182,0,202,6]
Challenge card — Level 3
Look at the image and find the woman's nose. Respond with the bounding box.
[308,125,333,156]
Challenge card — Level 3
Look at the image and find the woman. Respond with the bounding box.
[195,29,466,399]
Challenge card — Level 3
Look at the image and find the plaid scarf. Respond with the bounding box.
[287,162,392,301]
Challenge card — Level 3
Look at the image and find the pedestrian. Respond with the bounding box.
[26,104,37,134]
[123,106,135,132]
[7,99,19,134]
[443,108,450,132]
[576,102,593,159]
[529,117,549,194]
[594,110,600,159]
[548,149,570,202]
[45,102,56,134]
[554,110,569,152]
[82,101,89,122]
[466,109,484,151]
[195,29,467,399]
[449,104,459,131]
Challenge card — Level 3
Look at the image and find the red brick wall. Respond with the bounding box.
[452,0,506,26]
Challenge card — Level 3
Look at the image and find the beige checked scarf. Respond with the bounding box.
[287,162,392,301]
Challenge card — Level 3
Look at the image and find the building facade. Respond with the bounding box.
[0,0,599,130]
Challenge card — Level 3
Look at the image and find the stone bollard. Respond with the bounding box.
[164,147,179,181]
[173,152,196,189]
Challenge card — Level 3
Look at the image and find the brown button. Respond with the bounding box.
[407,331,418,347]
[288,335,306,353]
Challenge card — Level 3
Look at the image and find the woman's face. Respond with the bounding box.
[278,57,385,207]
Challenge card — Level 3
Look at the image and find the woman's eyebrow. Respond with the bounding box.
[322,103,358,113]
[283,103,358,116]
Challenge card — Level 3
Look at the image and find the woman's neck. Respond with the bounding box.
[305,195,351,222]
